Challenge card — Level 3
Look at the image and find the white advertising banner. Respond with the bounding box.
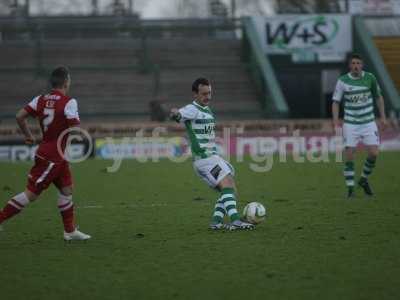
[253,14,352,62]
[350,0,400,15]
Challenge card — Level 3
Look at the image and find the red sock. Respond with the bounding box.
[0,202,22,224]
[60,205,75,233]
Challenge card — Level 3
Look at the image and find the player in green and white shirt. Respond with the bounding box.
[332,53,387,198]
[170,78,254,230]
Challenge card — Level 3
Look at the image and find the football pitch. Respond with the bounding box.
[0,153,399,300]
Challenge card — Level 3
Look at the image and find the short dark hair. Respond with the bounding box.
[192,78,210,93]
[50,66,70,88]
[349,53,362,62]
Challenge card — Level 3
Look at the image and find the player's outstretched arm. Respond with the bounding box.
[170,105,198,123]
[16,108,35,145]
[169,108,181,123]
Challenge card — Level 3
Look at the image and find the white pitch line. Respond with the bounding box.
[81,205,104,209]
[78,203,170,209]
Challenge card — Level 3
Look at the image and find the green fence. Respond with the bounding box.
[241,17,289,118]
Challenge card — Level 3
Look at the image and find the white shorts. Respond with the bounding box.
[343,121,379,147]
[193,155,235,188]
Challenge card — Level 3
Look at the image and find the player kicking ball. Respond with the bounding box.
[0,66,91,241]
[332,53,387,198]
[170,78,254,230]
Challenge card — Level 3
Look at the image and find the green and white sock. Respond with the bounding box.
[212,198,226,224]
[344,161,355,187]
[220,188,240,222]
[361,157,376,179]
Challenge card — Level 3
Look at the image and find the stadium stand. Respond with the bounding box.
[374,37,400,92]
[0,19,262,121]
[147,38,261,117]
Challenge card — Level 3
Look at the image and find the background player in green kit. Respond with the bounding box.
[332,53,388,198]
[170,78,254,230]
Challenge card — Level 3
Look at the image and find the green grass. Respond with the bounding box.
[0,153,400,300]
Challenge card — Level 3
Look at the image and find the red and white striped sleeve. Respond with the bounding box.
[24,95,41,116]
[64,98,80,126]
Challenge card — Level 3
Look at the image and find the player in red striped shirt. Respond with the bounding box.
[0,66,91,241]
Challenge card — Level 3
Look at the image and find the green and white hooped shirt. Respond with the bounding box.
[178,101,217,160]
[332,71,382,125]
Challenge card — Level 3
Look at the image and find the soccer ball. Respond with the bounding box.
[243,202,266,224]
